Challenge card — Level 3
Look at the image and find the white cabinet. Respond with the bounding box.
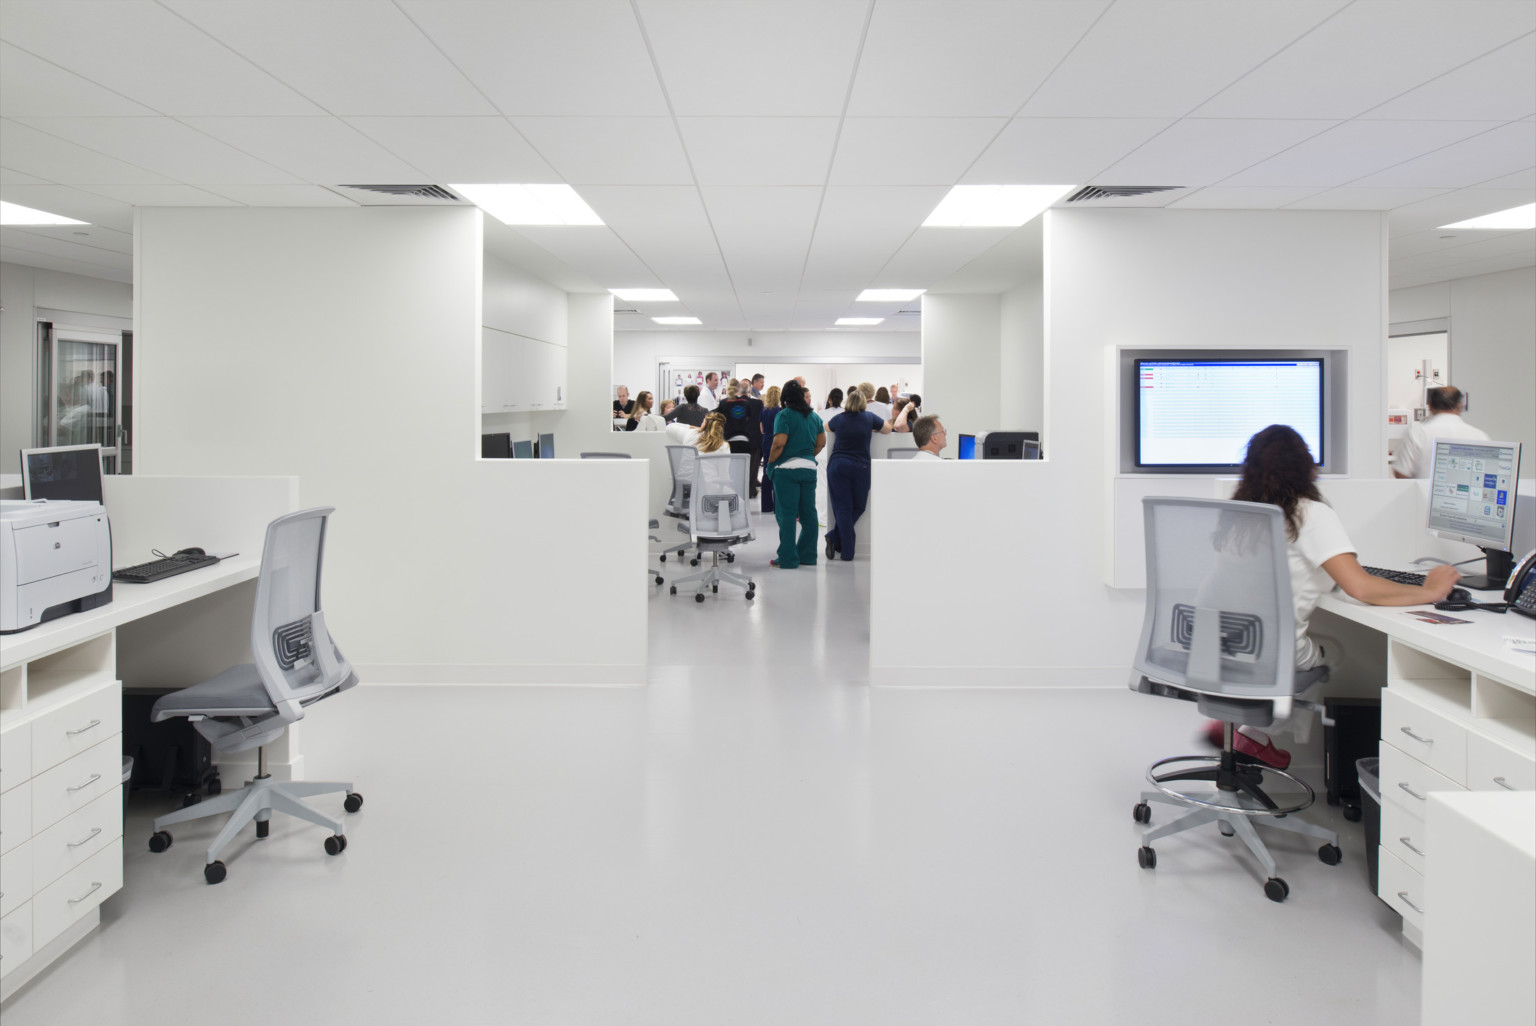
[481,330,513,413]
[481,328,567,414]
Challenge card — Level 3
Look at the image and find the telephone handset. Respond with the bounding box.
[1507,549,1536,619]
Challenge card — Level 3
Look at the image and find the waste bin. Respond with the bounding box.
[1357,756,1381,895]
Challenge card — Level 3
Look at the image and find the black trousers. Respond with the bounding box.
[727,438,760,497]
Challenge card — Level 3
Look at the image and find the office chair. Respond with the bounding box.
[579,451,630,459]
[1130,496,1341,902]
[668,452,756,602]
[886,448,920,459]
[145,507,362,884]
[581,451,665,583]
[661,445,699,566]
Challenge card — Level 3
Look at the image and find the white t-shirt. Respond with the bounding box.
[1289,499,1356,664]
[636,412,667,432]
[665,422,700,445]
[1394,412,1489,478]
[865,400,892,423]
[911,449,943,461]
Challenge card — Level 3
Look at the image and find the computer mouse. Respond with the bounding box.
[1444,587,1472,603]
[174,547,206,558]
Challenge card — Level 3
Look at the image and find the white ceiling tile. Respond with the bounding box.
[1353,121,1536,188]
[1474,168,1536,190]
[848,1,1108,117]
[638,0,869,116]
[509,227,657,286]
[1387,188,1536,232]
[1364,34,1536,121]
[1096,119,1337,186]
[1195,1,1536,119]
[177,116,429,183]
[401,0,669,116]
[200,185,360,207]
[876,226,1016,284]
[0,1,324,116]
[677,118,838,186]
[344,117,558,182]
[74,184,242,207]
[0,183,136,231]
[830,118,1006,186]
[0,243,132,282]
[1392,233,1536,273]
[0,167,52,186]
[1222,120,1503,187]
[163,1,496,116]
[578,186,734,291]
[962,118,1173,184]
[1020,0,1345,118]
[20,223,133,255]
[700,186,821,290]
[1288,187,1451,210]
[802,186,946,290]
[1170,187,1323,209]
[0,42,158,117]
[512,118,692,185]
[1391,252,1536,289]
[0,225,132,263]
[1392,229,1534,261]
[16,117,302,185]
[0,119,177,185]
[483,219,601,292]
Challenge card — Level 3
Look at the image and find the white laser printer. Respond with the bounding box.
[0,499,113,634]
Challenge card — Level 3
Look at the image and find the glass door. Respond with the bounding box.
[37,323,124,473]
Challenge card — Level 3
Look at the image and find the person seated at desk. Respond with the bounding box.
[911,415,947,459]
[667,385,707,427]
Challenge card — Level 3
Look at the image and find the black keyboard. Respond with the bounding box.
[113,553,219,584]
[1362,565,1426,586]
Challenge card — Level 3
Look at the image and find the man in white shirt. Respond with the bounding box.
[699,372,721,411]
[911,415,947,460]
[1393,386,1489,478]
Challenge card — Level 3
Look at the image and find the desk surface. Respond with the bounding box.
[0,555,261,671]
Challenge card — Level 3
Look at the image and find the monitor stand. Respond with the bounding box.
[1458,547,1514,592]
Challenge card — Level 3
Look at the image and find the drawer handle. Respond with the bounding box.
[1399,726,1433,744]
[1493,777,1517,791]
[1396,891,1424,914]
[67,773,102,792]
[1398,781,1426,801]
[1399,836,1426,857]
[67,881,103,905]
[66,719,102,736]
[68,826,103,849]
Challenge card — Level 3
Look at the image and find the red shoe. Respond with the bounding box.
[1203,720,1225,748]
[1233,728,1290,769]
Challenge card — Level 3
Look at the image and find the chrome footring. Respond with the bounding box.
[1145,754,1315,816]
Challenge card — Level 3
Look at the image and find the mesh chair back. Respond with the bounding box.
[580,452,631,459]
[886,448,920,459]
[666,445,696,514]
[689,453,752,541]
[1133,497,1297,698]
[250,507,357,717]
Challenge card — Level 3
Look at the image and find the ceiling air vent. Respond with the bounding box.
[1067,185,1182,202]
[339,184,461,201]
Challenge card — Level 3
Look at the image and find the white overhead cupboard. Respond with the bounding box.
[481,328,566,413]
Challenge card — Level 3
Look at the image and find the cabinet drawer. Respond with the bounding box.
[31,681,120,775]
[1466,733,1536,792]
[31,739,120,834]
[1380,796,1430,874]
[0,722,30,794]
[1382,689,1467,783]
[0,840,31,918]
[32,789,121,893]
[0,902,31,978]
[0,783,29,856]
[32,838,120,951]
[1380,742,1465,814]
[1378,847,1425,931]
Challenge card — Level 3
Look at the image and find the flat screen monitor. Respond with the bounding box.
[538,433,555,459]
[21,444,104,502]
[981,432,1038,459]
[957,434,976,460]
[1022,441,1041,460]
[481,433,512,459]
[1426,438,1520,590]
[512,439,534,460]
[1135,358,1323,469]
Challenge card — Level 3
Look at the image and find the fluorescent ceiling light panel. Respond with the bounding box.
[610,288,677,301]
[835,317,884,326]
[0,201,88,226]
[1437,203,1535,230]
[922,184,1075,227]
[449,183,603,226]
[652,316,701,325]
[855,288,925,302]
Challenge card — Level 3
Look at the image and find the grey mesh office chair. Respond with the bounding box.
[146,507,362,884]
[886,447,920,459]
[1129,496,1340,902]
[660,445,697,566]
[669,453,755,602]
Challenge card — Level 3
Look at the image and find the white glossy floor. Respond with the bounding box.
[4,526,1422,1025]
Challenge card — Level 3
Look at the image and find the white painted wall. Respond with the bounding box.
[135,207,647,684]
[998,277,1044,433]
[920,293,1001,442]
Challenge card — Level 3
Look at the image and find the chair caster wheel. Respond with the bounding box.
[726,553,735,563]
[659,554,666,563]
[204,861,226,885]
[1132,802,1151,824]
[1138,846,1156,869]
[695,592,705,603]
[669,586,677,595]
[324,834,347,856]
[1317,843,1342,866]
[655,575,664,585]
[255,820,269,838]
[690,559,700,567]
[1218,822,1235,837]
[206,777,222,796]
[182,792,202,808]
[711,584,718,593]
[745,588,755,600]
[148,831,173,853]
[1264,877,1289,902]
[344,792,364,813]
[1342,805,1362,822]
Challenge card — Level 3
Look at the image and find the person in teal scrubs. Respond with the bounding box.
[765,380,826,568]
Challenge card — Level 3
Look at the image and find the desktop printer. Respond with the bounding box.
[0,499,113,634]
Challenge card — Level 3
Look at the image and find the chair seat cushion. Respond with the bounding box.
[152,664,276,721]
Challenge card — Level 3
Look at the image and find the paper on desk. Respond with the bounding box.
[1403,610,1471,625]
[1505,636,1536,656]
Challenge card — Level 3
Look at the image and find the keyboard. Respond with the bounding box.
[1361,565,1426,586]
[113,553,219,584]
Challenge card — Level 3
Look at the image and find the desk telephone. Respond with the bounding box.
[1508,549,1536,620]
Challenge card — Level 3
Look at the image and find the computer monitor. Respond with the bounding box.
[512,439,534,460]
[1022,441,1041,460]
[957,434,976,460]
[20,444,104,502]
[481,433,512,459]
[1426,438,1520,590]
[980,432,1038,459]
[538,433,555,459]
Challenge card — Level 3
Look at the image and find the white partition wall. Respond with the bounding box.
[135,207,647,685]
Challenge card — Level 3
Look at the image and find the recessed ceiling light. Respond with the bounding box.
[922,184,1075,227]
[652,316,701,325]
[856,288,925,302]
[449,183,603,226]
[610,288,677,302]
[835,317,884,326]
[0,201,88,226]
[1437,203,1535,230]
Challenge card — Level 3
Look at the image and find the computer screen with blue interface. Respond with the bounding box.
[1136,359,1323,468]
[1427,440,1518,551]
[957,434,975,460]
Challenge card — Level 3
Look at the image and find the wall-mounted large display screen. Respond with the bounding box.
[1135,358,1324,468]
